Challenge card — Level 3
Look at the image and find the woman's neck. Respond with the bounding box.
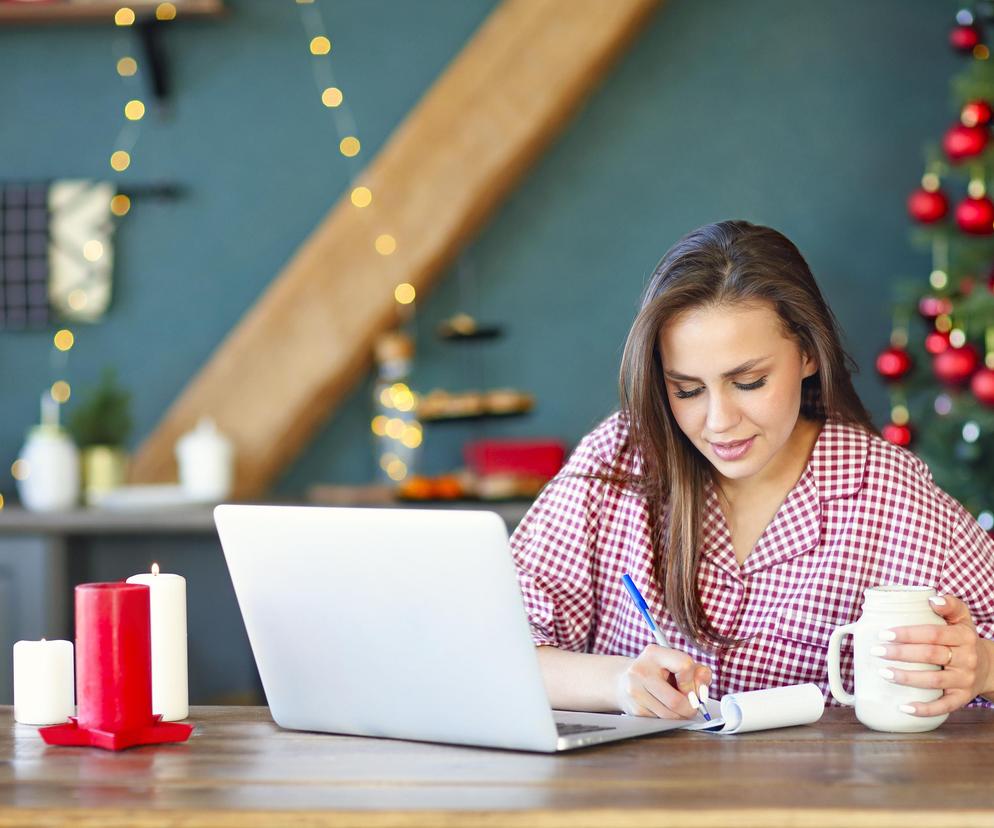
[717,416,823,511]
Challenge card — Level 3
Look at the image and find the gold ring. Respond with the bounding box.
[944,646,954,666]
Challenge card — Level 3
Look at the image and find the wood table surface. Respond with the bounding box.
[1,705,993,827]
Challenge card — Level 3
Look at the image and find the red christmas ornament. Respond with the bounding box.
[919,295,954,319]
[882,422,913,447]
[934,343,980,386]
[907,188,949,223]
[875,346,913,382]
[962,99,994,127]
[925,330,951,355]
[944,123,989,162]
[956,195,994,234]
[961,275,976,295]
[972,367,994,406]
[950,24,981,51]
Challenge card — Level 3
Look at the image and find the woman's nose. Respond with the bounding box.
[706,390,740,435]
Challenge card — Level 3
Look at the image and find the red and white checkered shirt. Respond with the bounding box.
[510,413,994,706]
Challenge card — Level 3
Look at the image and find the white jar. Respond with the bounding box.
[175,418,234,501]
[16,425,80,512]
[828,585,948,733]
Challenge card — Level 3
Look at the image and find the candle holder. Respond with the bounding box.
[39,582,193,750]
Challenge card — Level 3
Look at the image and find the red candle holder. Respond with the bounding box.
[39,582,193,750]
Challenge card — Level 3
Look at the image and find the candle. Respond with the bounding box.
[75,582,154,733]
[126,563,188,721]
[38,581,193,750]
[13,639,74,725]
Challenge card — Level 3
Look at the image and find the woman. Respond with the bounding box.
[510,220,994,720]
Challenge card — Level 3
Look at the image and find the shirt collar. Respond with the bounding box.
[807,418,869,501]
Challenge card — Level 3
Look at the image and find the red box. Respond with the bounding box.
[464,439,566,480]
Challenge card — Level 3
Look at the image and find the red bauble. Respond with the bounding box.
[962,99,994,127]
[875,346,913,382]
[934,343,981,386]
[961,275,976,295]
[882,422,913,447]
[944,123,989,161]
[956,195,994,234]
[919,295,954,319]
[950,24,982,51]
[908,188,949,223]
[925,330,951,355]
[972,367,994,406]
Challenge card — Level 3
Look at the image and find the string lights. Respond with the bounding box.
[9,4,173,499]
[294,0,419,480]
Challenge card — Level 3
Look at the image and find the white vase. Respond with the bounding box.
[16,425,80,512]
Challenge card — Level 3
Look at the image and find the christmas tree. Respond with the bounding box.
[880,5,994,531]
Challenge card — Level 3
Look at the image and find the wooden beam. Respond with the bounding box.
[129,0,660,497]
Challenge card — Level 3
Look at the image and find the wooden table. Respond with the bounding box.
[2,706,993,827]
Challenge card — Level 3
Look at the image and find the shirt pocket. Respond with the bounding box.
[760,606,842,687]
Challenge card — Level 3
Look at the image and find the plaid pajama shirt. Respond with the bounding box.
[510,413,994,706]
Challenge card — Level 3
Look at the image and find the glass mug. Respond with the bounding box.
[827,585,949,733]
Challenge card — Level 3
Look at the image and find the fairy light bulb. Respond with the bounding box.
[110,150,131,172]
[310,36,331,55]
[394,283,416,305]
[350,186,372,208]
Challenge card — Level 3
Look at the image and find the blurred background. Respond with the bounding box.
[0,0,982,703]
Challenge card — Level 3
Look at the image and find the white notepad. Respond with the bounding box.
[685,683,825,734]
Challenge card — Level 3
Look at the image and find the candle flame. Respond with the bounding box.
[151,562,160,576]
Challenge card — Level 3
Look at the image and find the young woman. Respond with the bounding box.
[510,220,994,720]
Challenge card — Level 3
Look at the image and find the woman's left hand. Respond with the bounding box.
[877,593,991,717]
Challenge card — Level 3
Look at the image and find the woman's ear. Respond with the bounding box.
[801,352,819,379]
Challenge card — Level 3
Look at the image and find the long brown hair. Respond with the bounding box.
[618,220,874,649]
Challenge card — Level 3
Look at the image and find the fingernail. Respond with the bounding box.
[929,596,947,606]
[879,668,895,680]
[878,630,897,641]
[699,684,709,703]
[899,704,916,715]
[687,690,700,709]
[869,645,887,657]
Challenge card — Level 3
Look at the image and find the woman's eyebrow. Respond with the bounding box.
[664,356,771,383]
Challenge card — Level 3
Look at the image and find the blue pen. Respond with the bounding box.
[621,573,711,722]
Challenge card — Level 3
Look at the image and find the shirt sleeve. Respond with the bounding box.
[508,427,612,651]
[936,495,994,707]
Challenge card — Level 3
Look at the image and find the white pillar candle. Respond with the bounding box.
[126,563,189,721]
[13,639,74,725]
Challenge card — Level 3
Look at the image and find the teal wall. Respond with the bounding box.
[1,0,963,496]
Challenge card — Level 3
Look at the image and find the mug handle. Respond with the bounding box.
[827,622,858,706]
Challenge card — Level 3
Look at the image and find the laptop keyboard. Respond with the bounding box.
[555,722,615,736]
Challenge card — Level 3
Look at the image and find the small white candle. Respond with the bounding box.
[126,563,189,721]
[13,639,74,725]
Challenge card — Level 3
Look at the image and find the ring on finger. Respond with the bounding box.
[943,645,954,666]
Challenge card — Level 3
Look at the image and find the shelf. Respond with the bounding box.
[0,0,225,25]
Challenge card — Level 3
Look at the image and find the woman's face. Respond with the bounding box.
[658,301,818,486]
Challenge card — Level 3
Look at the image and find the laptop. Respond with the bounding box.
[214,504,709,752]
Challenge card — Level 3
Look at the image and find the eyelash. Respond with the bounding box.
[672,376,768,399]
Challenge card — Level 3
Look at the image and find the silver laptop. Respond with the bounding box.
[214,504,703,752]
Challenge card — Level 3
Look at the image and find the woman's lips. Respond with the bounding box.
[709,436,755,462]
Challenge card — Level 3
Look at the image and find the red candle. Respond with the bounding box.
[39,581,193,750]
[75,582,153,733]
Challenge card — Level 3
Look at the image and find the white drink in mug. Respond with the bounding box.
[827,585,948,733]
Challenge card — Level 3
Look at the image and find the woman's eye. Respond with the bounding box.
[673,387,704,399]
[735,376,768,391]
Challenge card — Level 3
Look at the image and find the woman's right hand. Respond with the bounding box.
[615,644,712,719]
